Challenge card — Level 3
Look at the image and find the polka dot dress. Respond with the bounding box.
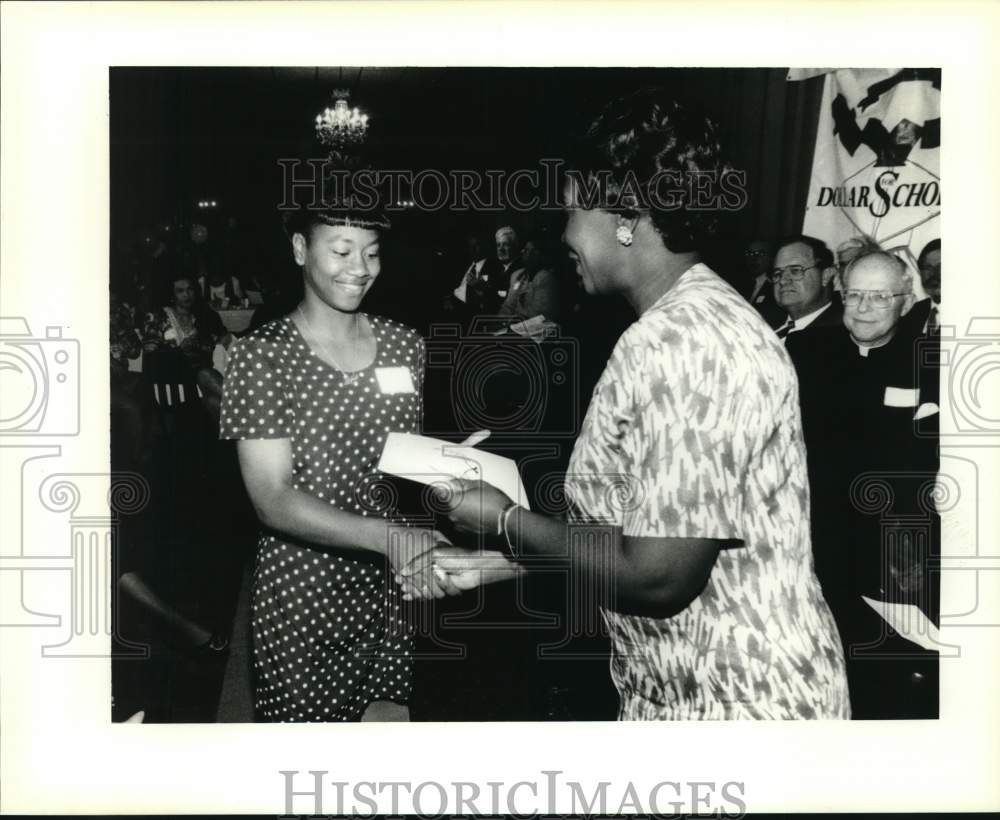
[219,313,425,722]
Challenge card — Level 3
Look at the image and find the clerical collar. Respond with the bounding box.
[854,339,892,358]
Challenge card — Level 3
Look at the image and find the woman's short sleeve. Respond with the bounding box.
[618,321,746,541]
[219,336,294,440]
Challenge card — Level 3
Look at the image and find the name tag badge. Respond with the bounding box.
[375,366,416,395]
[884,386,920,408]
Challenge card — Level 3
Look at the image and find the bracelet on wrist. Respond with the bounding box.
[499,503,521,558]
[496,502,515,537]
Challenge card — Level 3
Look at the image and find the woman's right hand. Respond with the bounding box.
[387,527,462,600]
[398,546,521,601]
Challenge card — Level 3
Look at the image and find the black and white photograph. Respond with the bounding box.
[108,65,941,726]
[2,1,998,816]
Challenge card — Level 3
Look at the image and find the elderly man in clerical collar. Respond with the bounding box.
[791,247,939,720]
[770,235,842,342]
[841,250,916,356]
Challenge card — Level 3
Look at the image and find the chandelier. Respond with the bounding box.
[314,89,369,153]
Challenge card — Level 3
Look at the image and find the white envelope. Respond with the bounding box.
[861,596,941,652]
[377,432,530,509]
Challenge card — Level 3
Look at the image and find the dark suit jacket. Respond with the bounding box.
[788,324,940,717]
[745,277,784,327]
[464,257,516,317]
[898,297,933,338]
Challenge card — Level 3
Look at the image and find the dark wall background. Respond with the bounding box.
[111,66,823,234]
[110,66,824,323]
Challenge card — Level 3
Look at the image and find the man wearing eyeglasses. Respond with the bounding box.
[789,249,939,719]
[841,251,916,352]
[770,236,843,341]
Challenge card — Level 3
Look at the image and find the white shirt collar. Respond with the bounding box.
[786,301,832,332]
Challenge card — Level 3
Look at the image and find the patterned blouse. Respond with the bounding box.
[565,263,850,720]
[140,305,226,369]
[110,297,141,379]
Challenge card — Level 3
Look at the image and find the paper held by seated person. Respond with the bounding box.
[861,596,943,652]
[377,432,531,510]
[491,314,557,342]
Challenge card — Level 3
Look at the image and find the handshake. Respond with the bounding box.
[386,471,527,601]
[379,431,531,601]
[391,540,521,602]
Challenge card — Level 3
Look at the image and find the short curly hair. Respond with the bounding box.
[568,88,738,253]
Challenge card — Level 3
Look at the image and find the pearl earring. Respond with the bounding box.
[616,225,634,247]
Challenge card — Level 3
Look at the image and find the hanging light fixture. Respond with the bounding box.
[314,88,369,153]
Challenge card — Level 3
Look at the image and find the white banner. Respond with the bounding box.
[799,69,941,284]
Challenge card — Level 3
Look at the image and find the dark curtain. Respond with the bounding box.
[111,68,826,247]
[702,68,826,240]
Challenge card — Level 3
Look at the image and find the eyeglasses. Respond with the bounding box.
[769,264,820,283]
[745,249,769,258]
[843,289,907,310]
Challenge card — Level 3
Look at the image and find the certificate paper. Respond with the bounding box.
[378,432,530,510]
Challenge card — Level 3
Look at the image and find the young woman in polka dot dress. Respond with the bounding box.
[219,204,461,722]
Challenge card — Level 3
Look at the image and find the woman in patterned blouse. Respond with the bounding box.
[140,272,232,418]
[427,89,851,720]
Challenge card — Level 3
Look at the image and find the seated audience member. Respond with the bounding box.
[110,292,229,664]
[788,250,939,719]
[499,236,563,322]
[835,235,880,293]
[770,235,843,340]
[110,292,153,470]
[495,225,523,280]
[141,273,232,420]
[461,226,523,317]
[449,233,490,307]
[739,238,783,325]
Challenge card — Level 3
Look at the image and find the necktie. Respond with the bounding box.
[776,319,795,339]
[927,305,939,335]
